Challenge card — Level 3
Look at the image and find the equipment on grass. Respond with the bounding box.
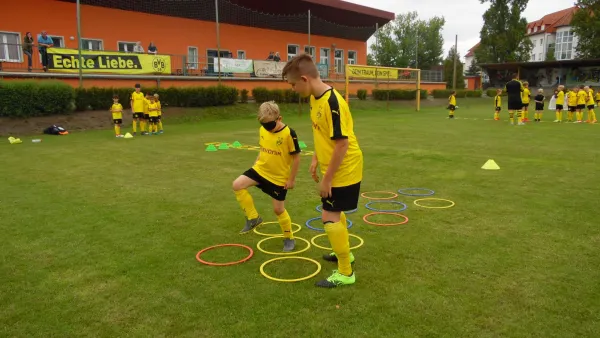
[260,256,321,283]
[298,141,307,149]
[362,212,409,226]
[360,191,398,200]
[195,243,254,266]
[413,198,455,209]
[481,159,500,170]
[365,200,407,212]
[218,143,229,150]
[397,188,435,196]
[310,233,364,251]
[315,205,357,214]
[305,217,353,232]
[43,125,69,135]
[253,221,302,237]
[124,133,133,139]
[205,144,218,151]
[232,141,242,148]
[256,236,311,255]
[8,137,22,144]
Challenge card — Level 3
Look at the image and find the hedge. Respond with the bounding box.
[432,89,483,99]
[252,87,303,104]
[372,89,428,101]
[0,81,75,117]
[357,89,368,100]
[486,88,507,97]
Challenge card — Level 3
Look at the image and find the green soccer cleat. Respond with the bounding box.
[239,216,263,234]
[315,270,355,288]
[322,252,355,263]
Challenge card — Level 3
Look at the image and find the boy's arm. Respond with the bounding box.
[285,154,300,189]
[310,153,319,183]
[321,139,348,198]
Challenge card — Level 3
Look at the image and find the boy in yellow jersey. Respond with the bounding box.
[533,89,545,122]
[110,94,124,137]
[596,87,600,106]
[283,54,362,288]
[142,93,152,135]
[521,82,531,122]
[554,85,565,122]
[494,89,502,120]
[585,86,596,123]
[154,94,164,133]
[447,91,457,118]
[567,87,578,122]
[147,95,159,135]
[130,84,145,135]
[232,101,301,251]
[576,85,588,123]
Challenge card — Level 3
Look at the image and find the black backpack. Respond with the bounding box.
[43,125,69,135]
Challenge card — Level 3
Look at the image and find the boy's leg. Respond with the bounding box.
[273,199,295,252]
[517,110,524,124]
[158,118,164,131]
[449,109,455,118]
[132,117,138,133]
[509,110,514,124]
[233,173,261,233]
[523,107,528,121]
[114,123,121,136]
[538,110,543,121]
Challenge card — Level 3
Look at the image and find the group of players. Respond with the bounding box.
[549,85,599,123]
[109,83,165,137]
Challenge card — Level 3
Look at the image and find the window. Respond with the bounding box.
[81,38,103,51]
[532,54,536,61]
[534,26,538,32]
[348,51,357,65]
[187,46,198,69]
[334,49,343,73]
[541,24,545,30]
[540,39,543,46]
[528,28,532,34]
[118,41,137,53]
[304,46,315,59]
[320,48,329,65]
[287,44,299,60]
[555,30,575,60]
[539,53,543,60]
[0,31,22,62]
[237,50,245,59]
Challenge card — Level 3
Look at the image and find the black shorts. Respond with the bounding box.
[148,116,158,123]
[447,104,455,110]
[569,106,577,112]
[495,107,501,112]
[243,168,287,201]
[144,114,150,120]
[522,103,530,108]
[508,98,523,110]
[321,181,361,212]
[133,112,144,119]
[577,104,586,110]
[535,104,544,111]
[113,119,122,124]
[556,104,564,110]
[588,105,595,110]
[157,115,162,120]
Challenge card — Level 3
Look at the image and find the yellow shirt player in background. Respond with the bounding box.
[567,88,578,122]
[147,95,159,135]
[555,85,565,122]
[154,93,164,134]
[283,53,363,288]
[494,89,502,120]
[448,91,457,119]
[576,85,588,123]
[130,83,145,135]
[521,82,531,122]
[232,101,301,252]
[142,93,152,135]
[584,86,596,123]
[110,94,124,138]
[596,87,600,105]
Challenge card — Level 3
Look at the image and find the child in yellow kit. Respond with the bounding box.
[110,94,124,137]
[493,89,502,120]
[447,91,456,119]
[521,82,531,122]
[147,94,160,135]
[154,94,164,134]
[567,88,578,122]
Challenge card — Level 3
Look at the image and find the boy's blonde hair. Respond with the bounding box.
[154,93,159,98]
[523,81,529,86]
[538,88,544,94]
[558,85,565,91]
[281,53,319,80]
[258,101,280,122]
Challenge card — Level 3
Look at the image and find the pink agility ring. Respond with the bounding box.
[196,244,254,266]
[362,212,409,226]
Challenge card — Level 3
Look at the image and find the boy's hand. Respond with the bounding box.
[284,179,295,190]
[309,159,319,183]
[319,178,332,198]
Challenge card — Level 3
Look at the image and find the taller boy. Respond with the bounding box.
[282,54,363,288]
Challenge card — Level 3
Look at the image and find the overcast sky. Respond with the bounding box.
[345,0,575,60]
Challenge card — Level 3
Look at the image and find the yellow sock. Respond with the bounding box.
[533,113,537,120]
[559,111,563,121]
[340,212,347,227]
[568,112,573,121]
[538,112,542,120]
[591,110,596,121]
[132,121,137,132]
[509,112,514,124]
[524,111,528,119]
[158,121,163,131]
[324,221,352,276]
[517,111,523,124]
[114,125,120,135]
[449,111,455,117]
[277,209,293,239]
[234,189,259,219]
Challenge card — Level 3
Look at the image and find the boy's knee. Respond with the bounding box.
[273,204,285,215]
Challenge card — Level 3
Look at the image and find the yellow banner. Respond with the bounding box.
[347,65,398,79]
[47,48,171,75]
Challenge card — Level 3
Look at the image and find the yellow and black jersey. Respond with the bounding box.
[522,88,531,103]
[556,90,565,105]
[494,95,502,108]
[448,95,457,106]
[587,89,595,105]
[568,91,578,106]
[111,103,123,119]
[143,98,150,115]
[156,100,162,116]
[252,125,301,186]
[577,90,588,105]
[148,102,159,117]
[310,88,363,187]
[131,91,145,113]
[595,92,600,101]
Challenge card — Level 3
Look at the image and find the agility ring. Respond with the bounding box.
[397,188,435,197]
[196,244,254,266]
[260,256,322,283]
[256,236,311,255]
[315,204,357,214]
[360,191,398,200]
[365,200,407,213]
[362,212,409,226]
[310,233,365,251]
[253,221,302,237]
[305,217,353,232]
[413,198,455,209]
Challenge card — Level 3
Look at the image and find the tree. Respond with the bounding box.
[571,0,600,59]
[366,54,376,66]
[475,0,533,64]
[545,46,556,61]
[444,47,465,89]
[465,60,480,76]
[367,12,445,69]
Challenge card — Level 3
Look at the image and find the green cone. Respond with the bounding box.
[205,144,218,152]
[218,143,229,150]
[298,141,307,149]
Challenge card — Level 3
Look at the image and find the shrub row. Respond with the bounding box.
[251,87,304,104]
[372,89,428,101]
[432,89,483,99]
[486,88,507,97]
[357,89,368,100]
[0,81,75,117]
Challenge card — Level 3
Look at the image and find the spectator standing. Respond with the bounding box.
[148,42,158,55]
[133,41,144,54]
[22,32,34,72]
[273,52,281,62]
[37,30,53,72]
[266,52,274,60]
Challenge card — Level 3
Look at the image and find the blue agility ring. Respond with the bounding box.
[305,217,354,232]
[397,188,435,197]
[365,201,408,213]
[315,205,358,214]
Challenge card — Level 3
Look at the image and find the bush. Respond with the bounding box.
[357,89,368,100]
[486,88,506,97]
[372,89,427,101]
[466,90,483,98]
[0,80,74,117]
[432,89,483,99]
[240,89,249,103]
[252,87,301,104]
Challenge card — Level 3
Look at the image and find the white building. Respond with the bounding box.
[526,7,578,62]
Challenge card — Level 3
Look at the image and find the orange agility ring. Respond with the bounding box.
[363,212,409,226]
[360,191,398,200]
[196,244,254,266]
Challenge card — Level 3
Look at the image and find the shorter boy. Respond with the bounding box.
[232,101,301,251]
[596,87,600,106]
[522,82,531,122]
[534,89,545,122]
[147,94,159,135]
[567,87,577,122]
[447,91,456,118]
[554,85,565,123]
[494,89,502,120]
[154,94,164,134]
[110,94,124,137]
[576,85,587,123]
[585,86,596,123]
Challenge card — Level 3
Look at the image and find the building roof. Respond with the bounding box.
[465,43,480,58]
[58,0,394,41]
[479,58,600,71]
[526,7,577,35]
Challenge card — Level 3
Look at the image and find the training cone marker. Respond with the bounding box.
[205,144,218,152]
[124,133,133,139]
[218,143,229,150]
[298,141,307,149]
[232,141,242,148]
[481,159,500,170]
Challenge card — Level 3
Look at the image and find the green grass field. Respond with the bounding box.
[1,98,600,337]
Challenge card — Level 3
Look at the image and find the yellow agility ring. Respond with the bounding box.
[310,234,365,251]
[253,221,302,237]
[260,256,322,283]
[256,236,311,255]
[413,198,455,209]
